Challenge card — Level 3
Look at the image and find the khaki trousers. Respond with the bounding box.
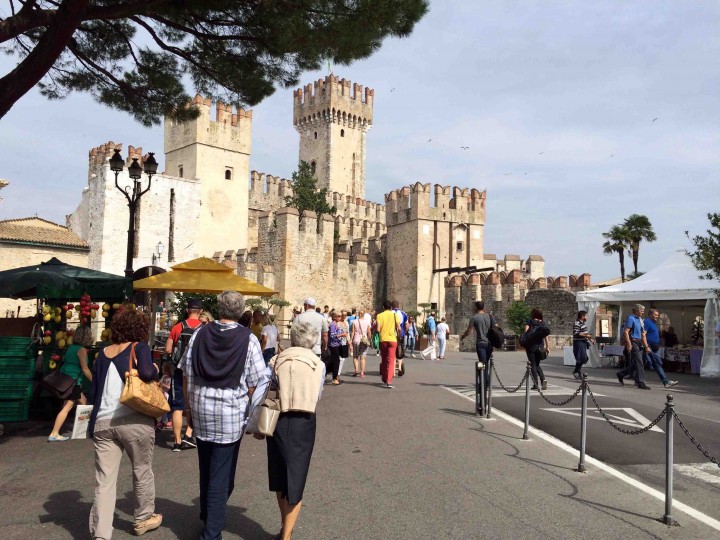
[89,421,156,539]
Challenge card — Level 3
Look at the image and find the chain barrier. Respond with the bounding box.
[673,412,720,468]
[586,384,667,435]
[535,383,583,407]
[491,362,528,393]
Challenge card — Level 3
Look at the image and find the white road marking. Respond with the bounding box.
[540,407,664,433]
[675,463,720,486]
[442,385,720,532]
[446,384,605,398]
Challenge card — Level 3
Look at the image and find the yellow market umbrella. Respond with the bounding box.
[133,257,276,296]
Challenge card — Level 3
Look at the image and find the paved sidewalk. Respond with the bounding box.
[1,350,717,539]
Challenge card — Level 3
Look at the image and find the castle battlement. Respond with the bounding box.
[190,94,253,125]
[88,141,147,172]
[293,75,373,129]
[384,183,486,226]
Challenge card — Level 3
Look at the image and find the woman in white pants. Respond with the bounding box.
[436,317,450,360]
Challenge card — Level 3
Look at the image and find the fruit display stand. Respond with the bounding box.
[0,258,132,420]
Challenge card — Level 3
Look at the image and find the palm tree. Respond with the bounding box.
[603,225,630,282]
[624,214,657,275]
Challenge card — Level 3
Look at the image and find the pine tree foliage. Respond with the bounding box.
[0,0,429,123]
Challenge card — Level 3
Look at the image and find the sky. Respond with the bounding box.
[0,1,718,281]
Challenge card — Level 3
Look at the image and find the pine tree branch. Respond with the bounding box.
[0,0,89,119]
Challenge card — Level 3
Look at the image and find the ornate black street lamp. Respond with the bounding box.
[110,149,158,277]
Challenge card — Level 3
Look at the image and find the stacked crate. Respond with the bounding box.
[0,337,36,421]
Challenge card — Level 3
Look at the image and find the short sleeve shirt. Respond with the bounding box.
[377,310,401,342]
[170,318,202,343]
[427,317,436,335]
[644,318,660,345]
[625,315,644,340]
[437,322,449,339]
[293,310,328,355]
[471,313,493,345]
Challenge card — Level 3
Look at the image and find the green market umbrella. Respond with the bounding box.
[0,258,132,300]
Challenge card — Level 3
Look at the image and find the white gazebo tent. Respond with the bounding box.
[576,251,720,377]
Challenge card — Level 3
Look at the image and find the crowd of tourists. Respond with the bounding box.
[42,290,684,539]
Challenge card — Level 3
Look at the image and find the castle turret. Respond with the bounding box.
[164,95,253,254]
[293,75,373,199]
[384,183,487,312]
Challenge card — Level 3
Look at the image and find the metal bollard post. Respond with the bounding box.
[475,361,485,416]
[663,394,677,526]
[523,361,531,440]
[577,374,588,472]
[486,356,493,419]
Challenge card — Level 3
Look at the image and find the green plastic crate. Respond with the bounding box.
[0,399,30,422]
[0,379,33,400]
[0,356,36,378]
[0,338,36,357]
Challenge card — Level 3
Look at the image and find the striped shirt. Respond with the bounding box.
[179,321,271,444]
[572,320,589,342]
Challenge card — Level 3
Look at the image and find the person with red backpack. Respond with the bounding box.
[165,298,203,452]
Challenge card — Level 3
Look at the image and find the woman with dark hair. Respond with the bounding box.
[327,311,347,385]
[525,308,550,390]
[88,309,162,539]
[48,325,94,441]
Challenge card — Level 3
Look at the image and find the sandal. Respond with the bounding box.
[47,435,69,442]
[332,379,343,385]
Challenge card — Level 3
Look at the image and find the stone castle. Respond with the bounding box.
[68,74,589,330]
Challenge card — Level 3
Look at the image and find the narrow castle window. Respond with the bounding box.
[456,241,464,252]
[341,129,345,137]
[311,161,316,175]
[178,166,184,178]
[225,168,233,180]
[314,131,318,140]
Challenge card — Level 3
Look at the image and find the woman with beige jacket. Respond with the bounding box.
[259,320,324,540]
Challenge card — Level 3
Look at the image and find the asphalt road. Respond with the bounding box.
[1,348,719,539]
[451,350,720,524]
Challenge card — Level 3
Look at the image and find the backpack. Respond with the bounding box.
[487,325,505,349]
[172,320,200,366]
[519,320,551,349]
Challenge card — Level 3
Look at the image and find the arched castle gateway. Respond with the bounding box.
[68,74,590,331]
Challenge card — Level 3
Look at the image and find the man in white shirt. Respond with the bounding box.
[292,297,328,356]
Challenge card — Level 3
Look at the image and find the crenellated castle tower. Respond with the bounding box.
[384,183,487,314]
[164,95,253,254]
[293,75,374,198]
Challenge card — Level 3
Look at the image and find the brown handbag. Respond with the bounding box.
[256,389,281,437]
[120,343,170,418]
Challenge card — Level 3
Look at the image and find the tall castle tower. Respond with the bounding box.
[385,184,487,313]
[164,95,253,254]
[293,75,374,198]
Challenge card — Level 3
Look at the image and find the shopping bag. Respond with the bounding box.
[421,344,436,361]
[71,404,94,439]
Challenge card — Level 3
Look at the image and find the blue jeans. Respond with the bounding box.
[476,342,493,388]
[406,336,416,355]
[644,346,670,385]
[197,437,242,540]
[437,336,447,358]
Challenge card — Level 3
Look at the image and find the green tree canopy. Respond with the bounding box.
[285,160,336,228]
[623,214,656,275]
[0,0,428,123]
[602,224,631,282]
[504,301,531,337]
[687,213,720,295]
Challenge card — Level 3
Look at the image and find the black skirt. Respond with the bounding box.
[267,412,317,505]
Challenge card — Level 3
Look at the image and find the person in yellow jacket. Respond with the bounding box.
[376,300,401,389]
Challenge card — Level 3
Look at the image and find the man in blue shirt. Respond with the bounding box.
[426,313,437,346]
[644,309,678,388]
[617,304,650,389]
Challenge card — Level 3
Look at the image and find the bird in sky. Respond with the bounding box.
[538,152,544,155]
[504,173,512,176]
[460,146,470,150]
[652,117,658,122]
[427,139,432,142]
[390,88,396,92]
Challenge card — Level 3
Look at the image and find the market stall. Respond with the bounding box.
[132,257,277,345]
[576,251,720,377]
[0,258,132,420]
